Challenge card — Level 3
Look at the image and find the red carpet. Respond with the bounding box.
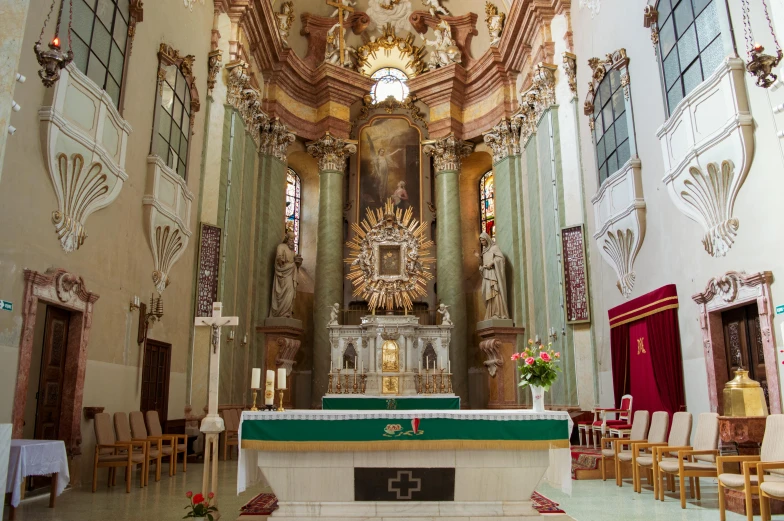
[570,445,603,478]
[240,491,565,516]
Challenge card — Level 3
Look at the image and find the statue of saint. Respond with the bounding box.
[269,230,302,318]
[474,232,510,320]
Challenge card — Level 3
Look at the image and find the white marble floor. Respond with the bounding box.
[4,462,758,521]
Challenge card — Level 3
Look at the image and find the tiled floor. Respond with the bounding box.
[5,461,755,521]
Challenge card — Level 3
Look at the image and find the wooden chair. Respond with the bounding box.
[718,414,784,521]
[600,410,649,482]
[115,412,162,486]
[130,411,176,477]
[147,410,188,473]
[655,412,719,508]
[91,413,145,493]
[222,409,240,460]
[591,394,633,448]
[633,411,692,495]
[615,410,669,488]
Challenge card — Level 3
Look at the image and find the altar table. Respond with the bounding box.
[322,395,461,410]
[5,439,70,517]
[238,410,572,520]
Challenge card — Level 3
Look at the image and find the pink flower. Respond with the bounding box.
[511,353,520,361]
[554,352,561,359]
[207,492,215,499]
[186,491,193,499]
[540,352,551,362]
[528,339,534,345]
[525,357,535,365]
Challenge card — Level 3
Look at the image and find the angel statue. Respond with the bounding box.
[485,2,506,47]
[325,24,357,68]
[276,1,294,47]
[422,20,461,70]
[367,0,413,33]
[473,232,510,320]
[367,135,403,203]
[437,302,452,325]
[330,0,356,17]
[423,0,450,17]
[329,303,340,325]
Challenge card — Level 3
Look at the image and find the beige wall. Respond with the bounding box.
[0,0,213,478]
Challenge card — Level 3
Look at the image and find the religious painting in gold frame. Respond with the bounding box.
[381,340,400,372]
[357,115,423,224]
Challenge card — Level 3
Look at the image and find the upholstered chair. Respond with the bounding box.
[613,411,669,489]
[130,411,176,477]
[718,414,784,521]
[633,412,692,495]
[577,395,633,448]
[222,409,240,461]
[655,412,719,508]
[92,413,145,493]
[599,410,649,483]
[591,394,633,448]
[146,410,188,473]
[115,412,162,486]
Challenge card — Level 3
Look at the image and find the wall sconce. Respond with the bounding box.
[227,330,235,343]
[129,295,141,312]
[136,293,164,344]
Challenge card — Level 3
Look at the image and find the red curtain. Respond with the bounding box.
[610,322,631,408]
[645,308,686,415]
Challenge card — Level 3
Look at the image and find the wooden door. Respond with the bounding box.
[141,339,171,427]
[722,304,769,406]
[34,307,70,441]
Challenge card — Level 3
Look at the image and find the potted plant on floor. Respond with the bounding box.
[512,339,561,412]
[184,491,218,521]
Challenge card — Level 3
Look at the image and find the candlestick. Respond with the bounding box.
[277,368,287,390]
[250,389,259,411]
[277,389,285,412]
[251,368,261,389]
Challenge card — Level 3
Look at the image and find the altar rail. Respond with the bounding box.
[340,308,443,326]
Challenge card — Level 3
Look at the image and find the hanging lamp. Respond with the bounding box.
[34,0,74,87]
[741,0,783,88]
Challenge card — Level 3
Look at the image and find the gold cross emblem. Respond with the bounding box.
[636,337,646,355]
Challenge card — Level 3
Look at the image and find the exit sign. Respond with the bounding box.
[0,300,12,312]
[776,304,784,315]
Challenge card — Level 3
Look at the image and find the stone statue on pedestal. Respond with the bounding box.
[270,230,302,318]
[475,232,510,320]
[437,303,452,325]
[329,303,340,325]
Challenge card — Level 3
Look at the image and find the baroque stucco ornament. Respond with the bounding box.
[260,118,296,162]
[307,132,358,171]
[225,60,269,149]
[579,0,600,17]
[514,62,557,144]
[423,134,473,172]
[482,118,521,164]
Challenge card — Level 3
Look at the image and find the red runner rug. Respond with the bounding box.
[240,491,565,516]
[571,445,602,478]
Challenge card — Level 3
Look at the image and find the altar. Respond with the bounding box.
[238,410,572,520]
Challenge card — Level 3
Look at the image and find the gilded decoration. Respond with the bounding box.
[482,117,521,164]
[276,1,295,47]
[514,62,557,144]
[382,340,400,371]
[260,118,296,163]
[225,60,269,148]
[157,43,200,129]
[642,6,660,51]
[350,94,428,137]
[584,48,629,130]
[563,52,577,94]
[206,49,222,96]
[307,132,358,172]
[356,24,428,77]
[423,134,474,173]
[485,2,505,47]
[345,200,434,312]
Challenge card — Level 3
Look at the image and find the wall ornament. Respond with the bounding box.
[422,133,474,172]
[482,117,521,164]
[225,60,269,149]
[306,132,358,172]
[350,93,428,137]
[584,48,629,131]
[515,62,557,144]
[562,52,577,95]
[356,24,427,77]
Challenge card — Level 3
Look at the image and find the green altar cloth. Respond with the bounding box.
[240,410,572,452]
[321,396,460,410]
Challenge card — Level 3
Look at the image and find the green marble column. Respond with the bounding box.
[424,134,474,403]
[307,133,357,405]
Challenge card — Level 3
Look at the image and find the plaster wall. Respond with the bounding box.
[572,0,784,413]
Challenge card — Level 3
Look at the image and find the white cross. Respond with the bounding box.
[195,302,239,433]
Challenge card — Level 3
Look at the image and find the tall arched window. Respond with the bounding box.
[286,169,301,253]
[370,68,409,103]
[479,171,495,238]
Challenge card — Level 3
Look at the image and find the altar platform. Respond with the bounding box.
[238,410,572,520]
[322,395,460,410]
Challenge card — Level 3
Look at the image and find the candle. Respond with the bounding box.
[345,360,348,370]
[243,334,248,344]
[354,356,357,370]
[228,330,235,340]
[360,359,363,373]
[426,356,429,370]
[265,369,275,405]
[251,368,261,389]
[448,360,451,373]
[277,368,287,390]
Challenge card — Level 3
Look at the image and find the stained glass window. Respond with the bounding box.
[286,169,301,253]
[479,171,495,238]
[370,68,410,103]
[655,0,724,114]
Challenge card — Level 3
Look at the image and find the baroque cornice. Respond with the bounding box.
[692,271,774,306]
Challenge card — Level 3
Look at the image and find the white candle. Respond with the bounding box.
[251,368,261,389]
[360,359,363,373]
[419,359,422,372]
[354,356,357,369]
[345,360,348,370]
[426,356,429,369]
[277,368,287,390]
[448,360,451,373]
[265,370,275,405]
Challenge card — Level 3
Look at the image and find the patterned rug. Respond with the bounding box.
[571,445,603,478]
[239,492,565,516]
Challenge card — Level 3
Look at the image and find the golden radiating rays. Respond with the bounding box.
[345,199,434,312]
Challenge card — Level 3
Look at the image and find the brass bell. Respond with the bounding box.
[722,369,769,417]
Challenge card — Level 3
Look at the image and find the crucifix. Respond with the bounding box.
[326,0,354,66]
[194,302,238,506]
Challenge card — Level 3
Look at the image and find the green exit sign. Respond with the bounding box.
[777,304,784,315]
[0,300,12,312]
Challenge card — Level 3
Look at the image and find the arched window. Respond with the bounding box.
[479,171,495,238]
[286,169,301,253]
[654,0,725,114]
[370,68,409,103]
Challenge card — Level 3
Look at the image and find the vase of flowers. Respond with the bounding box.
[184,491,218,521]
[512,339,561,412]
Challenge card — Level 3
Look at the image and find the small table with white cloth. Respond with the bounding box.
[5,440,70,519]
